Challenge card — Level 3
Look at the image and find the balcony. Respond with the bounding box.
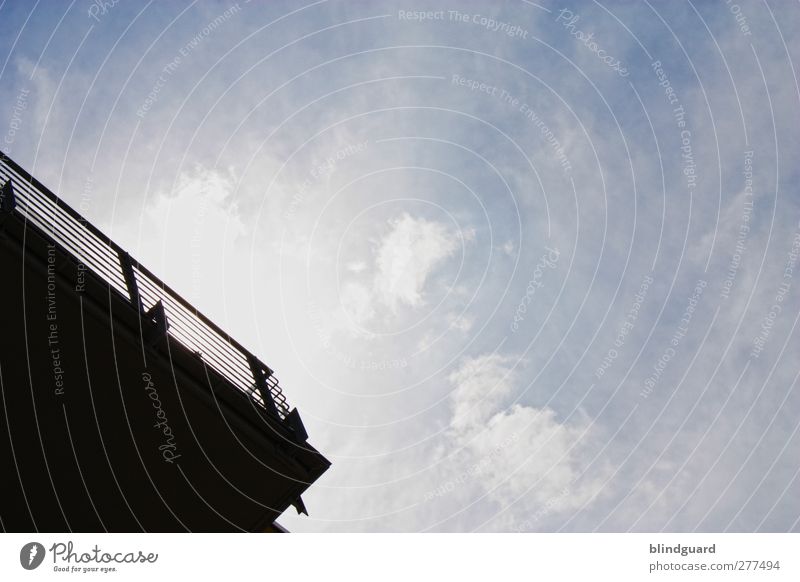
[0,151,329,532]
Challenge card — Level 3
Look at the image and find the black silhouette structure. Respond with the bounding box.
[0,152,329,532]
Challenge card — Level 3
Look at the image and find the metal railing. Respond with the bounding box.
[0,152,291,421]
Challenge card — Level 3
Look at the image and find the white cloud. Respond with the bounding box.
[446,354,608,530]
[373,213,459,312]
[14,57,55,139]
[340,281,376,325]
[112,165,246,322]
[6,0,799,533]
[329,212,463,334]
[449,313,474,333]
[448,353,518,435]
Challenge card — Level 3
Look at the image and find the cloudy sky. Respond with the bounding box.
[1,0,799,532]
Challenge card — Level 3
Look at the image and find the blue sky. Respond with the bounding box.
[2,0,799,532]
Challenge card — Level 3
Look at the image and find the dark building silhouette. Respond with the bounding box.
[0,152,329,532]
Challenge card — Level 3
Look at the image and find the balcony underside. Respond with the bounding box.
[0,196,329,532]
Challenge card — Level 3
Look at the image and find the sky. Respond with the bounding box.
[1,0,799,532]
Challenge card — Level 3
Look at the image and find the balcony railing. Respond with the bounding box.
[0,151,298,428]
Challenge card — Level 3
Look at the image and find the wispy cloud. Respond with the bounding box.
[374,212,460,311]
[2,0,798,533]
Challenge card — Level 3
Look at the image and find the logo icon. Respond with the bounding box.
[20,542,45,570]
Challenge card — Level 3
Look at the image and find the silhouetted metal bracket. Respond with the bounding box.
[143,300,169,346]
[284,408,308,442]
[0,179,16,225]
[291,496,308,516]
[119,251,142,312]
[247,354,281,419]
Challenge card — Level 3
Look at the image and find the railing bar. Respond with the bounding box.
[1,156,288,416]
[194,353,254,387]
[190,350,260,389]
[135,286,287,414]
[0,157,131,259]
[162,329,251,388]
[132,258,274,374]
[149,304,253,369]
[7,176,120,264]
[16,207,129,288]
[14,196,126,274]
[180,347,252,388]
[139,292,255,369]
[135,283,250,362]
[18,210,126,284]
[14,190,123,265]
[137,284,159,302]
[3,181,130,298]
[164,327,254,388]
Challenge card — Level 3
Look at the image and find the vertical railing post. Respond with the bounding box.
[247,354,281,419]
[143,300,169,346]
[285,408,308,442]
[0,178,16,217]
[3,156,300,426]
[119,251,142,313]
